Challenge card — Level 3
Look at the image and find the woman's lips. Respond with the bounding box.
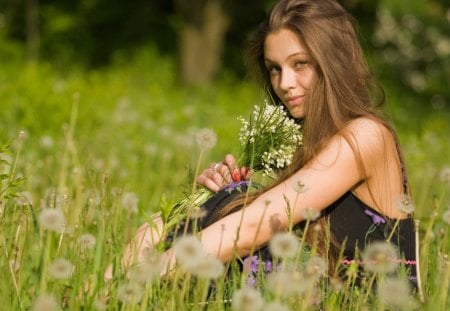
[286,95,304,106]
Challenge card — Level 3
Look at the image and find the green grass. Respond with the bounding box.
[0,47,448,310]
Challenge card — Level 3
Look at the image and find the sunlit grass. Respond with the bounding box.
[0,48,448,310]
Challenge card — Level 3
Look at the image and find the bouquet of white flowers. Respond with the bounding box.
[161,100,303,228]
[237,100,303,177]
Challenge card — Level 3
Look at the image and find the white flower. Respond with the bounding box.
[395,194,415,214]
[377,277,412,308]
[117,283,144,304]
[362,241,399,274]
[173,235,205,269]
[48,258,73,279]
[32,294,60,311]
[231,287,264,311]
[39,208,65,232]
[122,192,138,213]
[269,231,299,258]
[79,233,96,251]
[195,128,217,150]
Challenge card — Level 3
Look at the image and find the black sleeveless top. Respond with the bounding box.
[166,181,417,287]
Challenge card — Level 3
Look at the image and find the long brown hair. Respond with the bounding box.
[208,0,404,275]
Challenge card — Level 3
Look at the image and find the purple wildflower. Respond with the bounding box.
[243,255,259,273]
[364,209,386,224]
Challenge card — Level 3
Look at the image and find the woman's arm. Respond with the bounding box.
[196,118,386,261]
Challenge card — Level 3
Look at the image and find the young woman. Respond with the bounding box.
[117,0,417,287]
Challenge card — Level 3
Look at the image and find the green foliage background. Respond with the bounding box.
[0,0,449,309]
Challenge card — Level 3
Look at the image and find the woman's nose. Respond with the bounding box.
[279,69,296,90]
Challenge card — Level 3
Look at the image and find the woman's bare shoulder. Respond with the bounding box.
[343,117,396,166]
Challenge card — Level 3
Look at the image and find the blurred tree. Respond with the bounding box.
[174,0,229,86]
[25,0,39,62]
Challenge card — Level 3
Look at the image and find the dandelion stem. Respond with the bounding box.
[414,220,424,304]
[39,232,52,294]
[385,218,400,242]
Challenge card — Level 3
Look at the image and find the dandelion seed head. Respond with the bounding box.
[188,255,224,279]
[39,208,65,232]
[93,299,107,311]
[173,235,205,268]
[231,287,264,311]
[292,180,307,193]
[79,233,96,251]
[395,194,415,214]
[130,253,164,284]
[117,283,144,304]
[32,294,60,311]
[304,255,327,279]
[301,207,320,221]
[195,128,217,150]
[269,231,299,258]
[440,167,450,183]
[48,258,73,279]
[362,241,399,274]
[121,192,138,213]
[263,301,289,311]
[267,270,309,296]
[16,191,33,206]
[377,277,412,308]
[443,209,450,225]
[39,135,54,149]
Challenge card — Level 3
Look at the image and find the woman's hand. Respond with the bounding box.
[196,154,251,192]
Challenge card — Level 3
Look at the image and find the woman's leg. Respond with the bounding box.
[104,212,165,281]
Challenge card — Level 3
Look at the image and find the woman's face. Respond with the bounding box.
[264,28,316,118]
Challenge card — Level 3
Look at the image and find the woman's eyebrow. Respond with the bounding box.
[264,52,310,63]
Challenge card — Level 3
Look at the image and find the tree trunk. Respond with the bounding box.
[25,0,39,62]
[176,0,229,86]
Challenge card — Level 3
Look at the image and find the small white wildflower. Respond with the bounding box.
[231,287,264,311]
[188,255,224,280]
[362,241,399,274]
[377,277,412,308]
[117,283,144,304]
[16,191,33,206]
[263,301,290,311]
[440,167,450,183]
[48,258,73,279]
[395,194,415,214]
[173,235,205,269]
[195,128,217,150]
[442,209,450,225]
[39,208,65,232]
[269,231,299,258]
[121,192,138,213]
[32,294,60,311]
[301,207,320,221]
[79,233,96,251]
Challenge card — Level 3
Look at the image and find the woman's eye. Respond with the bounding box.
[295,60,308,69]
[267,66,280,75]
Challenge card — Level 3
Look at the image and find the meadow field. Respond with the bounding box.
[0,47,449,310]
